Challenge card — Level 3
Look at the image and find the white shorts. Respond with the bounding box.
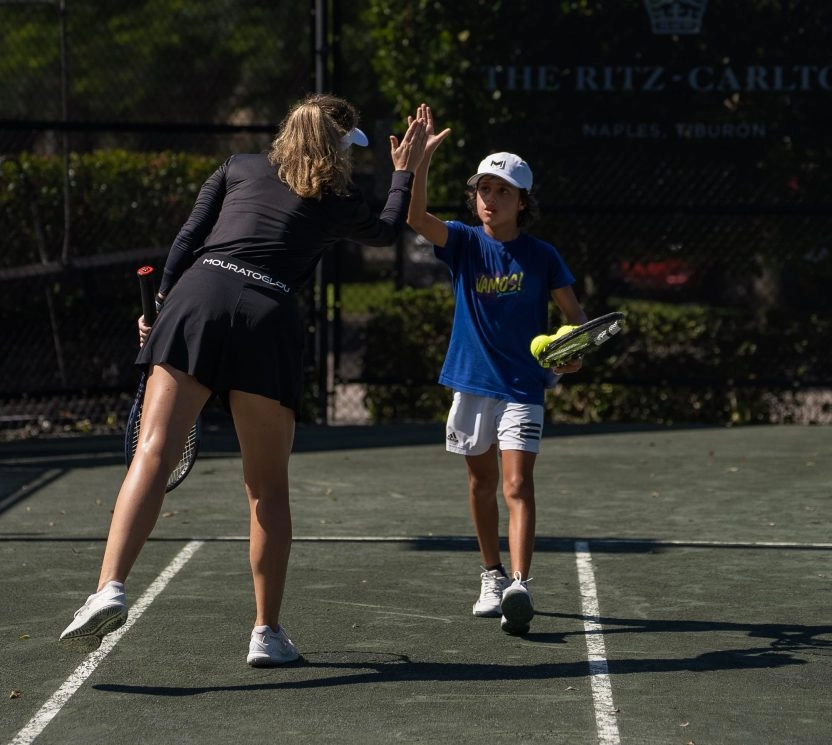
[445,391,544,456]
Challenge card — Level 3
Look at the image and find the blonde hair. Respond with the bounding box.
[268,93,358,199]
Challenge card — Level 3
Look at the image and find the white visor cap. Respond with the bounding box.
[341,127,369,149]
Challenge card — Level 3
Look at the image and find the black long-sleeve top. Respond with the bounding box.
[159,152,414,296]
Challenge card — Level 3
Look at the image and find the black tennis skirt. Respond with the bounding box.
[135,253,304,417]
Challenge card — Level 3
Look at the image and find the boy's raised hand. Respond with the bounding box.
[411,103,451,159]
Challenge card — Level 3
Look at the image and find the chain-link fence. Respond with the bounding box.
[2,1,831,440]
[3,137,831,438]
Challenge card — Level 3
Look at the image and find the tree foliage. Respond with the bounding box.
[0,1,313,124]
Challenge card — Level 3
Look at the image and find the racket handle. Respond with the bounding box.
[137,265,157,326]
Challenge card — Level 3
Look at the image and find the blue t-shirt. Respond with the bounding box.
[434,221,576,405]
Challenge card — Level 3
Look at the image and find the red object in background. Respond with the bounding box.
[618,258,706,291]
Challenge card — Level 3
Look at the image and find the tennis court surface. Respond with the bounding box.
[2,423,830,745]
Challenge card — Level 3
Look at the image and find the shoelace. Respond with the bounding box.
[254,628,290,650]
[275,636,291,651]
[74,586,122,617]
[479,569,507,600]
[73,594,98,617]
[511,571,534,586]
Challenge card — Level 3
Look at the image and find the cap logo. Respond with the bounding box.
[490,159,506,169]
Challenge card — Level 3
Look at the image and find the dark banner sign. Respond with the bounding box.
[478,1,830,145]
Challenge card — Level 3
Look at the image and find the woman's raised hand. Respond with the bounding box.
[389,117,427,172]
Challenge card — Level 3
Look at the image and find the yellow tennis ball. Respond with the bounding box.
[529,334,551,358]
[553,324,577,339]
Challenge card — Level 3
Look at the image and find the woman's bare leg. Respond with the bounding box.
[98,364,210,589]
[229,391,295,630]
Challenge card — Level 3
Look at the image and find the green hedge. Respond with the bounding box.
[361,288,829,425]
[3,152,827,426]
[1,151,218,267]
[361,285,455,422]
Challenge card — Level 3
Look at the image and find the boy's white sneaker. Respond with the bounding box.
[500,572,534,635]
[60,581,128,652]
[247,625,300,667]
[473,567,510,617]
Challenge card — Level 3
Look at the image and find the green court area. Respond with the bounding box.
[1,424,830,745]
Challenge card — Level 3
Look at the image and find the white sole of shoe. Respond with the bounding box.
[500,616,531,635]
[246,652,300,667]
[60,606,127,652]
[472,606,502,618]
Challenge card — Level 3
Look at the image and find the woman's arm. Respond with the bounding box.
[157,161,228,297]
[335,118,426,247]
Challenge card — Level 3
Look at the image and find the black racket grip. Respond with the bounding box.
[137,265,157,326]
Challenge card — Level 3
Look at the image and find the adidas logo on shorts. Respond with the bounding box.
[446,432,459,443]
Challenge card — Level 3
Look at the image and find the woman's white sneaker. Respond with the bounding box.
[247,625,300,666]
[59,581,128,652]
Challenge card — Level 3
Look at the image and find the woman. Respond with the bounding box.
[406,104,586,636]
[60,94,426,665]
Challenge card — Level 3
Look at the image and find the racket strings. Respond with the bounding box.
[127,406,199,491]
[542,315,624,366]
[169,426,199,485]
[549,338,589,364]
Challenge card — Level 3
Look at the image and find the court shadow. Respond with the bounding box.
[92,632,808,697]
[94,611,829,697]
[0,466,67,515]
[536,610,832,658]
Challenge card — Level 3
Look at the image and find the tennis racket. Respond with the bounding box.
[537,312,625,367]
[124,265,201,492]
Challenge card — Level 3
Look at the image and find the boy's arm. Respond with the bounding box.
[549,286,589,374]
[552,286,588,327]
[407,104,451,248]
[407,156,449,247]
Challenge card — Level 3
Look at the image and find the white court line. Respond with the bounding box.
[8,532,825,745]
[575,540,621,745]
[9,540,203,745]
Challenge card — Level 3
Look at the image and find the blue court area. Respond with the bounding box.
[1,424,830,745]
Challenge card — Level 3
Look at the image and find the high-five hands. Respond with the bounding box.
[411,103,452,159]
[390,117,427,172]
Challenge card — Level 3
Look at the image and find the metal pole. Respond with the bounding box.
[58,0,71,265]
[314,0,329,423]
[314,0,327,93]
[331,0,341,95]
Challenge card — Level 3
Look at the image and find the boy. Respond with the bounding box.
[407,105,586,634]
